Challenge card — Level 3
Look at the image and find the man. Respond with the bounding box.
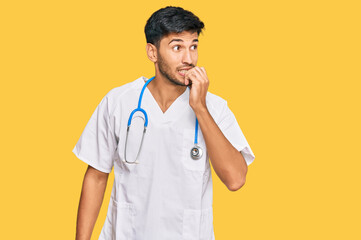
[73,6,255,240]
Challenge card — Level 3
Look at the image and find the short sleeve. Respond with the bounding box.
[217,101,255,166]
[72,95,117,173]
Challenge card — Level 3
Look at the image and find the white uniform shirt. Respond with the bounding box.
[73,76,255,240]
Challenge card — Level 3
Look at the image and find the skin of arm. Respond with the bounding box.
[76,165,109,240]
[185,67,248,191]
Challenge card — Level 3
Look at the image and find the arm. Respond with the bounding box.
[76,165,109,240]
[185,67,248,191]
[194,107,247,191]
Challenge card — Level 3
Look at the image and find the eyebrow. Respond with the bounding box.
[168,39,199,45]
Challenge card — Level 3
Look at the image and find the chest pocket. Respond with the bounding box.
[182,128,208,172]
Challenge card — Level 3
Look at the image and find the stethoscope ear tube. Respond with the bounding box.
[123,77,153,164]
[123,124,147,164]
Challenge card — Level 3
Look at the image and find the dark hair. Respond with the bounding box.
[145,6,205,48]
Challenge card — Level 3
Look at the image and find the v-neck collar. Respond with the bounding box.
[137,76,190,123]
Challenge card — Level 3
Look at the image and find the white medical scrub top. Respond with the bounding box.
[72,76,255,240]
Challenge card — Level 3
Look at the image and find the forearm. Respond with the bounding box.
[194,107,248,191]
[76,167,109,240]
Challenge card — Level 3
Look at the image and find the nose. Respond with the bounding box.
[182,49,192,65]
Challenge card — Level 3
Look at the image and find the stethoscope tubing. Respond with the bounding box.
[124,76,202,164]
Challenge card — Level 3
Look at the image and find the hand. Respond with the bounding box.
[185,66,209,112]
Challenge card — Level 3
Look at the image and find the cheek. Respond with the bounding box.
[161,52,178,66]
[192,52,198,62]
[169,53,181,63]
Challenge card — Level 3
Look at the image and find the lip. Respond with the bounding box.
[177,69,186,77]
[178,70,187,77]
[177,67,192,76]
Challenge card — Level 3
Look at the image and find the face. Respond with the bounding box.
[155,31,199,86]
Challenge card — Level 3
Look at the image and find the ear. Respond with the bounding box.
[146,43,157,63]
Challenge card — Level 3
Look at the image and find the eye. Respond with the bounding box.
[173,45,180,51]
[191,45,198,50]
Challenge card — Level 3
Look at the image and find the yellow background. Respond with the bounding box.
[1,0,360,239]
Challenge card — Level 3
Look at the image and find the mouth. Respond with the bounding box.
[177,68,192,77]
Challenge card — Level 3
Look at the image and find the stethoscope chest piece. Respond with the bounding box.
[190,144,203,160]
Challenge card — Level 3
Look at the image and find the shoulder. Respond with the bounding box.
[101,76,149,109]
[97,76,146,113]
[105,76,145,101]
[206,91,227,107]
[205,91,228,124]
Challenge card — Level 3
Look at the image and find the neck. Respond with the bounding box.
[146,74,187,113]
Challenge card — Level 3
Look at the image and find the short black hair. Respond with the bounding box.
[145,6,205,48]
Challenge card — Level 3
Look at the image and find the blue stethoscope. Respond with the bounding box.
[123,76,203,164]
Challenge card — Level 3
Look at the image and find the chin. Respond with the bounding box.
[175,75,187,85]
[170,76,187,86]
[178,79,188,86]
[176,81,187,87]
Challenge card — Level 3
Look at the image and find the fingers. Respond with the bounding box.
[185,69,197,86]
[192,67,205,81]
[185,66,207,84]
[185,72,195,85]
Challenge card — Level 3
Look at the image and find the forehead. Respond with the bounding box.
[160,31,199,45]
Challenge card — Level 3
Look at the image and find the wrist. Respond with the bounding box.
[192,104,208,115]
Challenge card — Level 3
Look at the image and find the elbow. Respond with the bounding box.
[226,154,248,191]
[227,178,246,192]
[227,167,248,191]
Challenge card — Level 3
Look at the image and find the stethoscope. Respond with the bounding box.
[123,76,203,164]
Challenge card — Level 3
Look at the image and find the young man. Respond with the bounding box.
[73,6,255,240]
